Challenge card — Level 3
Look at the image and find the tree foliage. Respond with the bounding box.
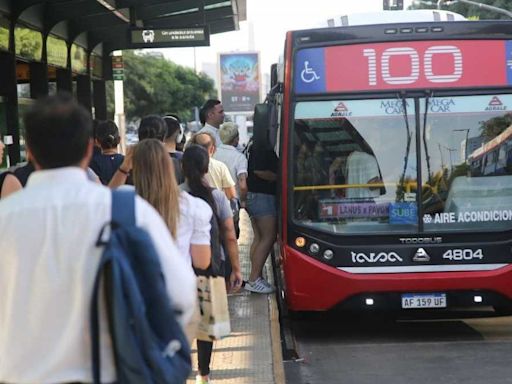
[107,51,216,121]
[15,27,42,61]
[479,113,512,141]
[408,0,512,19]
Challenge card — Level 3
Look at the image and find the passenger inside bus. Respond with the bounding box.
[293,117,387,221]
[328,156,346,197]
[345,150,382,199]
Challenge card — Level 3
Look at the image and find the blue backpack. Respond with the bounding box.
[91,188,191,384]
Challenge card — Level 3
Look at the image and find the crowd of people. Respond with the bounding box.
[0,93,278,384]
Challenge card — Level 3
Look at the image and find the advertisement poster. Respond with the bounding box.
[219,52,260,112]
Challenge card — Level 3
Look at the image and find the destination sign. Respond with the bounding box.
[129,26,210,48]
[295,40,512,93]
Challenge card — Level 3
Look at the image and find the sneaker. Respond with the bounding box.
[196,375,211,384]
[245,277,275,294]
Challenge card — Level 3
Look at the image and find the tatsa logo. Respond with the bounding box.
[331,102,352,117]
[485,96,507,111]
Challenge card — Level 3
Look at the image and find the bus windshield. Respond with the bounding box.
[292,94,512,234]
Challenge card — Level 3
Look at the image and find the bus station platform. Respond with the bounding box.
[187,210,285,384]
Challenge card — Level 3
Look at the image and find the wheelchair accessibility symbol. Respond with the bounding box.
[300,61,320,83]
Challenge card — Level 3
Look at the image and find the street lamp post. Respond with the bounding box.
[446,146,457,171]
[438,0,512,18]
[454,128,470,162]
[438,142,445,169]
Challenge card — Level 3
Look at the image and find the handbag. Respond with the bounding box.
[196,274,231,341]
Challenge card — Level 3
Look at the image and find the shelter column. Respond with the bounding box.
[56,68,72,93]
[30,62,49,99]
[93,79,107,120]
[0,51,20,165]
[76,74,92,113]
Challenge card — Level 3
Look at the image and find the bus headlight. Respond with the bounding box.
[323,249,334,260]
[309,243,320,254]
[295,237,306,248]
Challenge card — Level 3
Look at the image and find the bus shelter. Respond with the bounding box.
[0,0,246,165]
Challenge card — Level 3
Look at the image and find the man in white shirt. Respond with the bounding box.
[215,122,248,208]
[0,94,196,384]
[198,99,224,148]
[215,122,248,239]
[345,150,383,199]
[190,132,237,200]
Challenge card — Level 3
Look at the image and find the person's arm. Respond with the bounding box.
[109,146,133,188]
[190,245,211,270]
[254,170,277,181]
[367,176,383,190]
[367,155,383,190]
[238,173,248,208]
[1,174,22,198]
[252,149,278,182]
[237,156,248,208]
[221,163,237,199]
[214,190,242,292]
[223,185,237,200]
[220,217,243,292]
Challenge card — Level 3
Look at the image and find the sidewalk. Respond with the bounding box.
[187,210,285,384]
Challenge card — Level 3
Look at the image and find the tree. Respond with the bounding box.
[479,113,512,141]
[107,51,216,121]
[408,0,512,19]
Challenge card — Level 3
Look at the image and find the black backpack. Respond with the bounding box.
[192,189,225,278]
[91,188,191,384]
[207,208,225,277]
[169,153,184,185]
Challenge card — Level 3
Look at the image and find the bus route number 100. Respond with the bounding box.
[363,45,463,86]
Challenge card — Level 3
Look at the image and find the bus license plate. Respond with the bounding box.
[401,293,447,309]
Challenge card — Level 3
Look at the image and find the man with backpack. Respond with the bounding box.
[0,94,196,384]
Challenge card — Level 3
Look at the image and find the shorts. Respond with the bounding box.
[246,192,277,218]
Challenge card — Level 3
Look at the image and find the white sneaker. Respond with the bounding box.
[196,375,211,384]
[245,277,275,294]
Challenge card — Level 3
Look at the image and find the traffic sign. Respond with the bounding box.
[112,56,124,81]
[129,26,210,48]
[112,68,124,81]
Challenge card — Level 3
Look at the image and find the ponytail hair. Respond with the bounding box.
[182,144,216,214]
[96,120,120,150]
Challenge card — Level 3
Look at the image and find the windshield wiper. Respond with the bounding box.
[398,93,412,200]
[423,91,433,181]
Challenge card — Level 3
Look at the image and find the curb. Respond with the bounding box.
[269,292,286,384]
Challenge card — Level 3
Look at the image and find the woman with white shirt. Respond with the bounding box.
[131,138,212,269]
[131,139,212,342]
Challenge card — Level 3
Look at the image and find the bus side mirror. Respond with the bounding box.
[253,103,278,151]
[271,63,278,89]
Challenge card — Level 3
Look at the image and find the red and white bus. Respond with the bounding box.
[253,11,512,313]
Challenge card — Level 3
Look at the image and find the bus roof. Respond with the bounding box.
[469,125,512,161]
[325,10,466,27]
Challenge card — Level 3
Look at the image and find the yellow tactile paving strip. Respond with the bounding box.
[187,210,282,384]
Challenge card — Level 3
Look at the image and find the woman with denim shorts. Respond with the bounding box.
[244,146,278,294]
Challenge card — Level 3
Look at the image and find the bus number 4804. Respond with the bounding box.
[363,46,462,86]
[442,249,483,261]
